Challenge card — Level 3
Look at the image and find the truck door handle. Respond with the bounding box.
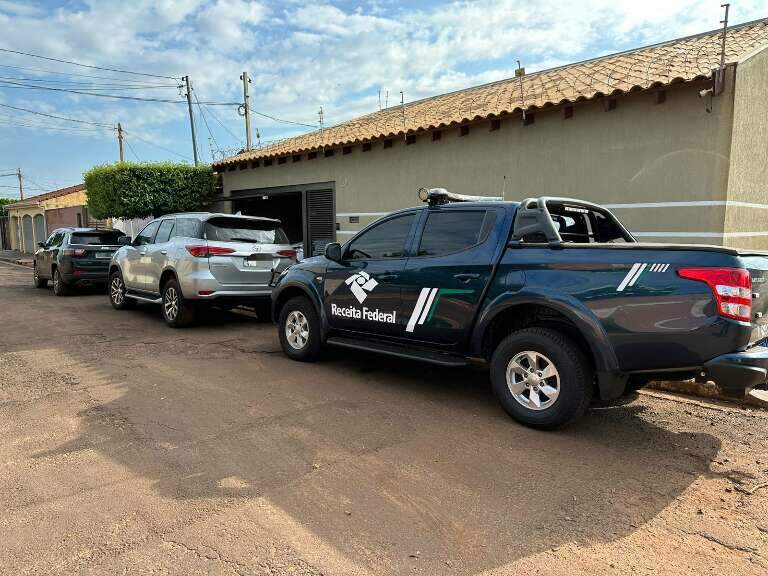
[160,250,167,255]
[378,273,399,281]
[139,251,146,256]
[454,273,480,282]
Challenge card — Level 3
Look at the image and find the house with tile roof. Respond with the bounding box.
[4,183,97,253]
[212,18,768,255]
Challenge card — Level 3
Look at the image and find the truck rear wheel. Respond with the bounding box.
[490,327,593,429]
[278,296,322,361]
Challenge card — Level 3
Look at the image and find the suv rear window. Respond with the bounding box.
[70,232,123,245]
[205,217,288,244]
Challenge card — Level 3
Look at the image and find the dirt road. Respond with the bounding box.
[1,259,767,575]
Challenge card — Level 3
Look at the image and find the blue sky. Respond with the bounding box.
[0,0,765,198]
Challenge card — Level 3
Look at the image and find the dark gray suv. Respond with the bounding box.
[33,227,125,296]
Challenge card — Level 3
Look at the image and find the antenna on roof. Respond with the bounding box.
[715,3,730,95]
[318,106,325,148]
[378,89,382,111]
[385,90,389,109]
[400,91,407,141]
[516,60,527,123]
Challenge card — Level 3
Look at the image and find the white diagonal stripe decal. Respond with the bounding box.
[617,263,641,292]
[418,288,438,325]
[406,288,431,333]
[662,264,670,272]
[628,263,648,287]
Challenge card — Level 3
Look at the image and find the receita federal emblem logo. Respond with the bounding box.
[345,271,378,304]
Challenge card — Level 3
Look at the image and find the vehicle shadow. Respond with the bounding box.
[37,348,721,575]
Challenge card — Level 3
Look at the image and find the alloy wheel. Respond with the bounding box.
[111,276,125,305]
[164,286,179,321]
[506,350,561,411]
[285,310,309,350]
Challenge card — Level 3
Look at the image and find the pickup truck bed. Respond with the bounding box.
[272,193,768,429]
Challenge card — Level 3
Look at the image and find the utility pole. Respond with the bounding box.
[17,168,23,200]
[240,71,252,151]
[117,123,124,162]
[182,75,199,165]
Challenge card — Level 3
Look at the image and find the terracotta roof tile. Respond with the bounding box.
[214,18,768,167]
[4,183,85,209]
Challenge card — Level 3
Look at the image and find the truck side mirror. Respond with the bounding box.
[37,241,46,248]
[325,242,342,262]
[118,236,132,246]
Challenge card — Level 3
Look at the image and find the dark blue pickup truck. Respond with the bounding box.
[272,190,768,428]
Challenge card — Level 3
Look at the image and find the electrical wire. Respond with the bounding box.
[0,79,187,102]
[0,102,114,128]
[120,129,193,162]
[250,109,318,128]
[192,89,221,158]
[0,74,177,88]
[0,62,172,83]
[0,47,179,80]
[125,138,141,161]
[203,103,242,144]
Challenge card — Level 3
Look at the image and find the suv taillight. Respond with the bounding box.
[63,248,86,257]
[677,267,752,322]
[185,245,236,257]
[276,249,297,258]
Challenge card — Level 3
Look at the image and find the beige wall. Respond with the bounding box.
[7,205,45,252]
[219,77,737,244]
[42,189,87,210]
[724,44,768,250]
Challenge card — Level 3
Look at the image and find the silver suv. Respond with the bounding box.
[108,212,296,327]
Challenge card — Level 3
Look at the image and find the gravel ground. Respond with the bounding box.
[0,260,766,575]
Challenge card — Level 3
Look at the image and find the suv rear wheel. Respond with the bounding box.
[109,271,135,310]
[161,278,196,328]
[490,327,593,429]
[278,296,322,361]
[52,268,69,296]
[33,265,47,288]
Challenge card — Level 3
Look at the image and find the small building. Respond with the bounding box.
[5,184,98,253]
[213,19,768,254]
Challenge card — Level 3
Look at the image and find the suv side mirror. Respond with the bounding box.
[118,235,132,246]
[325,242,342,262]
[37,241,46,248]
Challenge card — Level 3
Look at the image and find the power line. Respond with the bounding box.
[0,79,187,102]
[203,103,242,144]
[121,129,193,162]
[192,89,221,159]
[0,102,114,128]
[250,109,318,129]
[0,47,179,80]
[0,74,177,88]
[125,138,141,161]
[0,62,171,83]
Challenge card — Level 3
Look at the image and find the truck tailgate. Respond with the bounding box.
[741,254,768,344]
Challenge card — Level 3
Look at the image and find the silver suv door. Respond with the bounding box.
[124,220,159,290]
[204,216,295,287]
[145,219,175,294]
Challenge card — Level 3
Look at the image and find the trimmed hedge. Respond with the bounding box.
[84,162,215,220]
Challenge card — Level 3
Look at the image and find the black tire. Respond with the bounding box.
[52,268,70,296]
[490,327,593,429]
[161,278,196,328]
[278,296,322,361]
[109,270,136,310]
[33,264,48,288]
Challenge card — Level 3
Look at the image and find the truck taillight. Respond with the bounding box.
[185,245,236,257]
[677,267,752,322]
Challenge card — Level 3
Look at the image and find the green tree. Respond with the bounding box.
[0,197,16,216]
[84,162,215,219]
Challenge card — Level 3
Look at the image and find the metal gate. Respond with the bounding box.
[305,189,335,257]
[21,215,33,253]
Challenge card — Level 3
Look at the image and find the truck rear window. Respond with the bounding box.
[70,232,123,245]
[205,217,289,244]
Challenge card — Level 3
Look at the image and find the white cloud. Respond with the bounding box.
[0,0,765,170]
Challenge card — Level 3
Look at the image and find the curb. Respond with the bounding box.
[648,380,768,410]
[0,256,32,268]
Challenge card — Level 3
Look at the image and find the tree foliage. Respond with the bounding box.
[84,162,215,220]
[0,197,16,215]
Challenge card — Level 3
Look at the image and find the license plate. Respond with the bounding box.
[95,252,112,259]
[244,259,269,268]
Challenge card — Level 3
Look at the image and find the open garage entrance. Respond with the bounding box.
[229,183,336,258]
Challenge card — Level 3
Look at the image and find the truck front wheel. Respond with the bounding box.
[278,296,322,361]
[490,327,593,429]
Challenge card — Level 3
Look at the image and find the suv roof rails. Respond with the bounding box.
[418,187,503,206]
